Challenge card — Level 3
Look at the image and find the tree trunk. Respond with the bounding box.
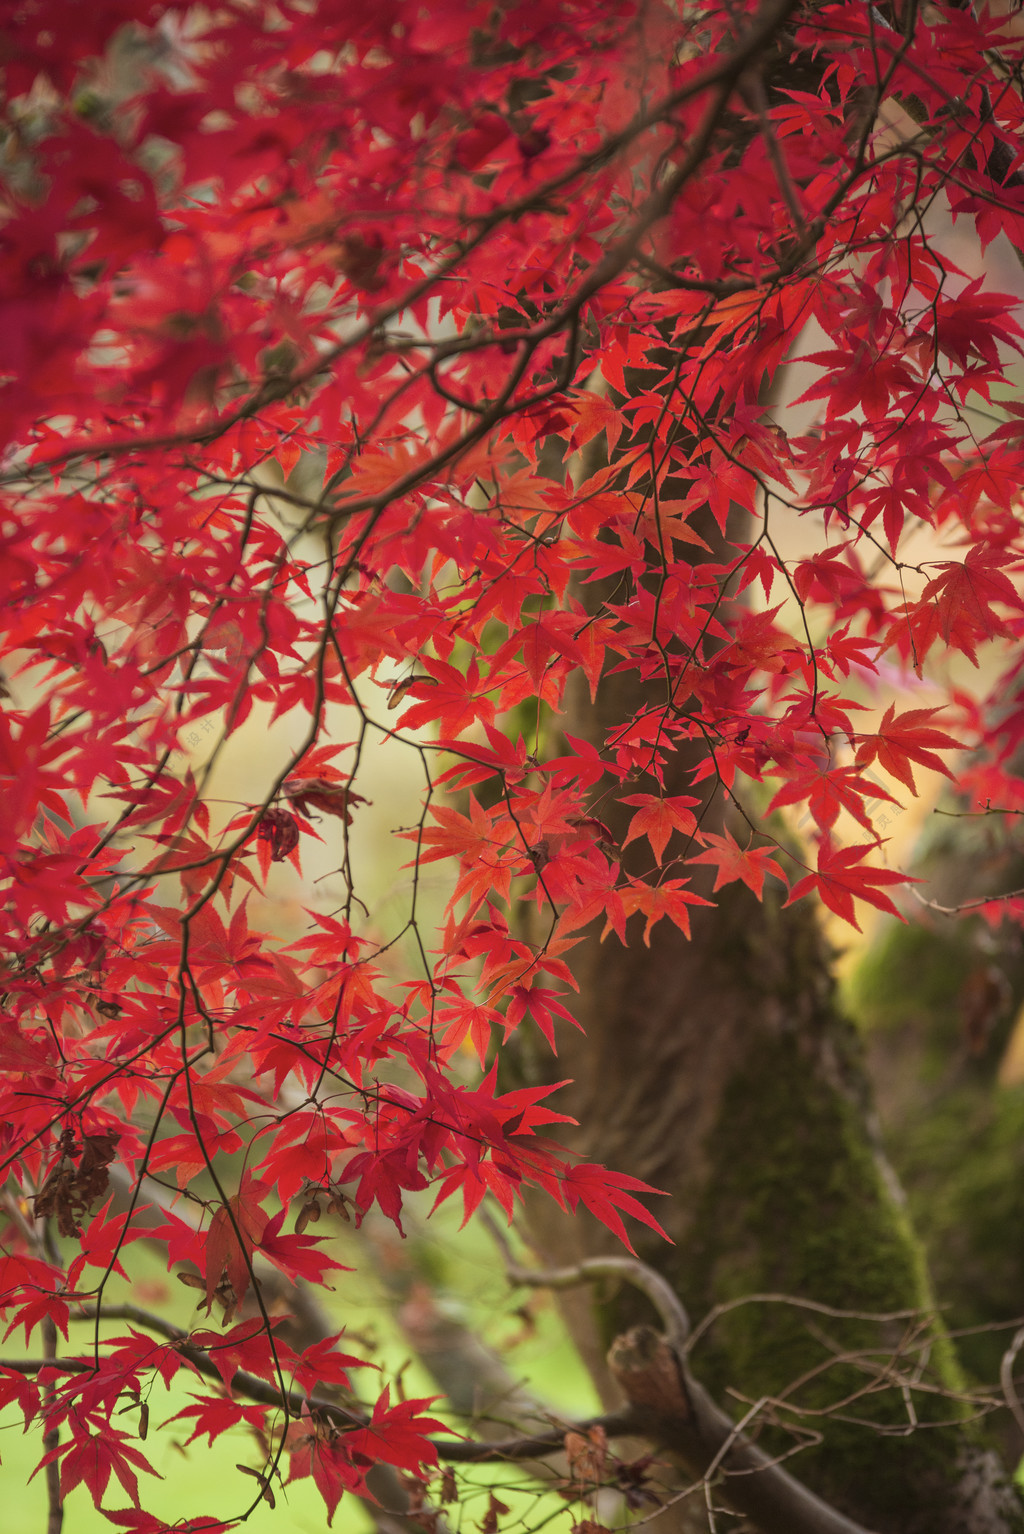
[848,805,1024,1423]
[499,20,1024,1521]
[514,657,1022,1533]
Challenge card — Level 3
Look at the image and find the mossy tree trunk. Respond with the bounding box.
[500,32,1024,1516]
[847,810,1024,1405]
[512,655,1022,1533]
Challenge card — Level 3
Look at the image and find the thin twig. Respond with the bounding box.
[482,1210,690,1348]
[40,1314,63,1534]
[0,1353,636,1464]
[1000,1326,1024,1442]
[479,1227,881,1534]
[39,1219,63,1534]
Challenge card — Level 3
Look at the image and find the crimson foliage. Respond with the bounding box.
[2,0,1024,1526]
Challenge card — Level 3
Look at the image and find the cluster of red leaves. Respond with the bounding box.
[2,0,1024,1526]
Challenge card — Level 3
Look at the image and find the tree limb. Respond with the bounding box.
[493,1247,882,1534]
[0,1345,635,1462]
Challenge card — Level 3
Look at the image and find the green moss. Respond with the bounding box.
[604,1034,987,1529]
[841,894,1024,1386]
[567,882,1005,1522]
[888,1083,1024,1384]
[845,917,975,1043]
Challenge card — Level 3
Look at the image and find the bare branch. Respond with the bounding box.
[483,1211,690,1347]
[608,1326,881,1534]
[0,1348,635,1464]
[1001,1326,1024,1443]
[480,1233,881,1534]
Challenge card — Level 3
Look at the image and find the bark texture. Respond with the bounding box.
[512,665,1023,1534]
[849,812,1024,1408]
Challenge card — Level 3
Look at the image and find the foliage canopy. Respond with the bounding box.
[4,1,1024,1528]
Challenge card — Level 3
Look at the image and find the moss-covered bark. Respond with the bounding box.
[845,817,1024,1395]
[506,579,1023,1530]
[684,1029,965,1521]
[502,189,1024,1528]
[520,857,1021,1531]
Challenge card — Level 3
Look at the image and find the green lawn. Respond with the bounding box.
[1,1202,599,1533]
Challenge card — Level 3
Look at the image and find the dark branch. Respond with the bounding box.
[483,1241,882,1534]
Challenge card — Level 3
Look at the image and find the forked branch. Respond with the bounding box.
[496,1248,880,1534]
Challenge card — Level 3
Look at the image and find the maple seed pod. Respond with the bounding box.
[388,674,437,709]
[328,1190,352,1223]
[295,1196,321,1233]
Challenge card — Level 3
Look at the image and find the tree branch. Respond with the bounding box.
[39,1313,63,1534]
[488,1242,882,1534]
[1000,1326,1024,1443]
[0,1344,635,1463]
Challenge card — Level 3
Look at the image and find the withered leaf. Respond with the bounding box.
[34,1132,119,1237]
[257,806,301,861]
[564,1424,607,1488]
[284,777,370,825]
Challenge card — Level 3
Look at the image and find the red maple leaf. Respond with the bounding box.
[769,761,901,835]
[690,829,787,898]
[35,1424,159,1509]
[922,542,1023,658]
[604,877,715,944]
[620,793,701,863]
[786,841,917,932]
[855,704,964,794]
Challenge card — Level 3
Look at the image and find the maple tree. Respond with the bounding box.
[5,0,1024,1530]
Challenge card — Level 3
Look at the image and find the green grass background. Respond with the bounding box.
[1,1202,600,1534]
